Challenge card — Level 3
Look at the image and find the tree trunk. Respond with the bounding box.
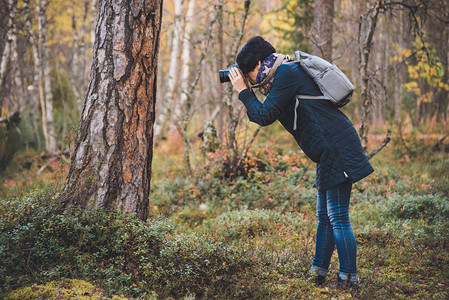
[10,3,24,112]
[153,0,182,143]
[358,1,381,153]
[358,0,392,160]
[38,0,57,153]
[90,0,97,47]
[0,0,16,115]
[58,0,163,221]
[217,0,224,143]
[24,0,45,149]
[447,33,449,121]
[176,0,194,121]
[29,0,48,150]
[71,12,83,113]
[175,0,223,174]
[0,35,10,93]
[80,0,90,96]
[312,0,334,61]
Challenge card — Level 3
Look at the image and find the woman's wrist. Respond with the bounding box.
[238,88,254,106]
[237,87,248,94]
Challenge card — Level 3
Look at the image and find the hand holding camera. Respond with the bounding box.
[219,64,249,94]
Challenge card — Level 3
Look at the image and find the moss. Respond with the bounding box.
[3,279,128,300]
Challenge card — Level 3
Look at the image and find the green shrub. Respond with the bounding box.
[2,143,449,298]
[200,209,310,242]
[149,164,317,223]
[354,192,449,246]
[0,201,174,296]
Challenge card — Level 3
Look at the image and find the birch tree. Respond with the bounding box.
[153,0,183,143]
[0,0,17,115]
[175,0,194,122]
[71,0,92,114]
[38,0,57,152]
[71,12,83,112]
[23,0,45,148]
[58,0,164,221]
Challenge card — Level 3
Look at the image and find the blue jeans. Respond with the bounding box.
[311,180,358,283]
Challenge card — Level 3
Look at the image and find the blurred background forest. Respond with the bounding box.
[0,0,448,183]
[1,0,449,299]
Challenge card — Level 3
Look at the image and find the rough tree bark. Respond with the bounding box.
[312,0,334,61]
[58,0,164,221]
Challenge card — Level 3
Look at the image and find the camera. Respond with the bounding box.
[219,64,239,83]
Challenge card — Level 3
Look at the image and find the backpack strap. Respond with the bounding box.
[296,95,329,100]
[293,95,329,131]
[293,98,300,131]
[294,50,312,61]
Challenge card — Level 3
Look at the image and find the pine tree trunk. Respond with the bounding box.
[59,0,163,221]
[312,0,334,61]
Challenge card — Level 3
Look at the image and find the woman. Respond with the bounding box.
[228,36,373,287]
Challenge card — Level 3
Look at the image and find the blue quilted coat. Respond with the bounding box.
[238,62,374,190]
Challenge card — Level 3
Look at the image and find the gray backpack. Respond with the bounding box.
[292,51,354,131]
[294,50,354,108]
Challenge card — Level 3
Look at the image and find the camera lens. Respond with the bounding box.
[219,70,231,83]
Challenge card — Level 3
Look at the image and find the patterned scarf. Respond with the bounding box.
[252,53,293,95]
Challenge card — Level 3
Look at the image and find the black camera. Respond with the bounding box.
[219,64,239,83]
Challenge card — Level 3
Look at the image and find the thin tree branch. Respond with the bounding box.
[173,0,223,174]
[236,125,261,169]
[224,0,251,172]
[367,130,391,159]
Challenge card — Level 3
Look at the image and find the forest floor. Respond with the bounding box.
[1,124,448,299]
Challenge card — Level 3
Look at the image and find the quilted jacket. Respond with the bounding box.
[238,62,374,190]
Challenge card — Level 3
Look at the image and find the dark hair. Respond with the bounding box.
[236,36,276,74]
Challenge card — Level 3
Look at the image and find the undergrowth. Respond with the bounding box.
[1,134,448,299]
